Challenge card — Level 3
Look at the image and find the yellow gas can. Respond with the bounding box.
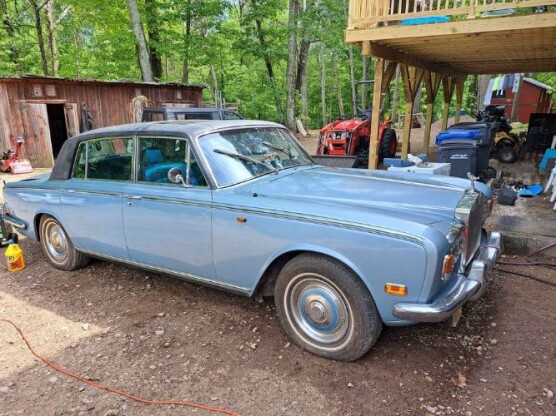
[5,241,25,272]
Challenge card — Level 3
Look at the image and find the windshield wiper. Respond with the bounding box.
[263,141,294,158]
[213,148,278,174]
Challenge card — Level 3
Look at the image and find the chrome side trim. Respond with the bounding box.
[77,249,251,296]
[123,194,212,208]
[212,203,425,245]
[3,214,28,230]
[62,189,122,197]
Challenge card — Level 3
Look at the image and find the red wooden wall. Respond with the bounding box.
[490,80,553,124]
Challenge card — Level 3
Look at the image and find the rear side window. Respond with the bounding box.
[174,112,213,120]
[224,111,242,120]
[72,138,134,181]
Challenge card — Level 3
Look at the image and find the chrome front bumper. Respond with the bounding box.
[393,231,503,323]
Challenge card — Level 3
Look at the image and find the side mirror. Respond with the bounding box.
[167,167,192,188]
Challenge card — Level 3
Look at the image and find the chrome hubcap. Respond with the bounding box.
[287,275,351,346]
[45,222,68,263]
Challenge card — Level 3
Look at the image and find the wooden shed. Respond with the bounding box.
[490,77,553,124]
[0,76,205,168]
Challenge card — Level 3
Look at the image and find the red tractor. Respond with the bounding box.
[316,81,397,168]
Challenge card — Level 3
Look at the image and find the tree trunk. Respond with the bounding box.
[1,0,19,66]
[125,0,153,82]
[348,46,357,116]
[285,0,300,132]
[332,53,344,117]
[210,65,219,107]
[320,42,327,126]
[254,13,284,122]
[30,0,49,75]
[45,1,57,76]
[145,0,162,81]
[391,66,400,123]
[182,2,192,84]
[510,73,523,122]
[477,74,491,110]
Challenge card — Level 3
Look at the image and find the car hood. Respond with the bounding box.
[321,119,366,133]
[245,167,472,227]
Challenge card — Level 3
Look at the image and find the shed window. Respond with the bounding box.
[45,84,57,97]
[32,84,43,97]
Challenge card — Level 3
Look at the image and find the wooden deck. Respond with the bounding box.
[346,1,556,74]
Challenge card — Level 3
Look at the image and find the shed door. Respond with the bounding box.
[64,103,79,137]
[19,103,54,168]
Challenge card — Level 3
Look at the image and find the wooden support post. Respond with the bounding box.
[423,71,442,156]
[368,58,384,169]
[400,64,424,159]
[454,77,466,124]
[441,76,456,131]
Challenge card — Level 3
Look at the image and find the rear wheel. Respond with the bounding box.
[39,215,90,271]
[497,146,516,163]
[275,253,382,361]
[379,128,397,162]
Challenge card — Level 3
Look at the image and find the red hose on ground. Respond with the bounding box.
[0,318,239,416]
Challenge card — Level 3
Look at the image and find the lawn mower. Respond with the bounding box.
[1,133,34,174]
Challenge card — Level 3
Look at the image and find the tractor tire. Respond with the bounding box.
[497,146,516,164]
[379,128,397,162]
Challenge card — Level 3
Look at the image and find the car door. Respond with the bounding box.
[122,136,216,280]
[60,137,133,259]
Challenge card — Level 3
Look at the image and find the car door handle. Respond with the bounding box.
[66,189,75,194]
[125,195,142,200]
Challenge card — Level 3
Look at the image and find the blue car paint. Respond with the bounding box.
[3,123,489,326]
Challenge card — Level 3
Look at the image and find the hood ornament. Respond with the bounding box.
[467,172,479,193]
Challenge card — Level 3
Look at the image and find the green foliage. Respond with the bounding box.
[1,1,553,130]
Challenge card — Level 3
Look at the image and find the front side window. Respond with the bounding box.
[72,138,133,181]
[138,137,207,187]
[198,127,313,187]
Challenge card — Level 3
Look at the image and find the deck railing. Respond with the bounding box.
[348,0,556,29]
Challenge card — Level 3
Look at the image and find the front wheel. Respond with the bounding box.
[497,146,516,163]
[275,253,382,361]
[39,215,90,271]
[379,128,397,162]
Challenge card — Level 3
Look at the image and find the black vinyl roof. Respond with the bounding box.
[50,120,283,180]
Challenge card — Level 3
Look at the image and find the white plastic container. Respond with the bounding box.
[387,162,451,176]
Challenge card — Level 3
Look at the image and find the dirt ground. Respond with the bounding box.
[0,242,554,416]
[0,148,555,416]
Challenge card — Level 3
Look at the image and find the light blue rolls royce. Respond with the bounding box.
[1,120,502,361]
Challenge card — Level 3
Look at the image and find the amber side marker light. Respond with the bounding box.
[384,283,407,296]
[442,254,456,279]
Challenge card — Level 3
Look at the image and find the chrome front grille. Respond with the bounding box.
[456,190,485,269]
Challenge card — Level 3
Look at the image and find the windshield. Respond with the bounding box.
[198,127,313,187]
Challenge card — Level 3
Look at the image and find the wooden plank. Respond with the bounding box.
[345,13,556,42]
[368,58,384,169]
[368,42,466,77]
[423,71,442,152]
[0,84,12,153]
[454,77,466,124]
[64,103,80,137]
[19,103,54,168]
[399,65,424,158]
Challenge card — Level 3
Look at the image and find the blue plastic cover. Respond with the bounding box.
[401,16,450,26]
[436,129,480,145]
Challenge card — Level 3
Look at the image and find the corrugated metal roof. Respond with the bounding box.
[0,74,206,89]
[523,77,553,91]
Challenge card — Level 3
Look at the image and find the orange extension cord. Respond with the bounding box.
[0,318,239,416]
